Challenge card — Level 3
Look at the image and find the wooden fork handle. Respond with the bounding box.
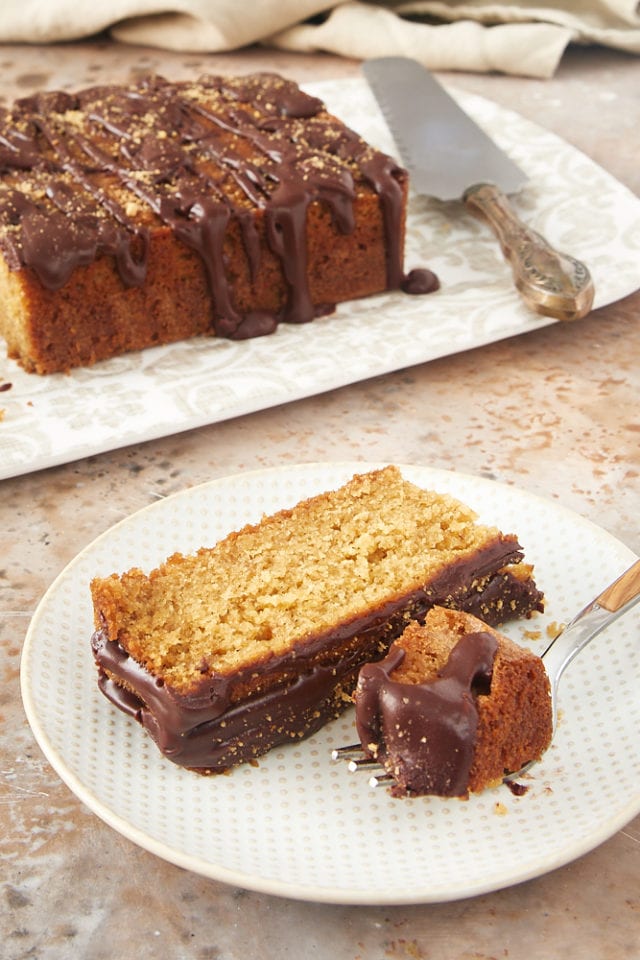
[597,558,640,612]
[463,183,595,322]
[540,558,640,698]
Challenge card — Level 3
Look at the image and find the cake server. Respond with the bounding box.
[362,56,595,321]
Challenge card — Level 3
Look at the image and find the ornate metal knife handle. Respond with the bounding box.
[464,182,595,322]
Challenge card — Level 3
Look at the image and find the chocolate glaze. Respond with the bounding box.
[90,535,542,772]
[92,627,372,770]
[401,267,440,295]
[355,632,498,797]
[0,73,438,338]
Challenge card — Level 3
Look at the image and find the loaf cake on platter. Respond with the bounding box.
[90,466,543,773]
[354,606,552,798]
[0,72,437,374]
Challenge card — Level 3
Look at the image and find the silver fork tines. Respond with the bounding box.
[347,757,379,772]
[369,772,395,788]
[331,743,364,761]
[332,743,393,788]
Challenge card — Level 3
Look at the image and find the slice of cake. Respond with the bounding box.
[0,72,434,374]
[354,606,552,797]
[89,466,544,772]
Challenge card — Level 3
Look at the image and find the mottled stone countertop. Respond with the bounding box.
[1,38,639,960]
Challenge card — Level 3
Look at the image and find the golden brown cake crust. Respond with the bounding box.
[0,73,416,374]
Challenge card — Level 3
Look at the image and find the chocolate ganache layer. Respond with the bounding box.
[90,538,543,773]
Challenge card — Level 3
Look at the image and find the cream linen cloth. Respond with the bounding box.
[1,1,640,77]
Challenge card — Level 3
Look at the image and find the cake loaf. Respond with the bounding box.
[0,72,436,374]
[90,466,544,773]
[354,606,552,797]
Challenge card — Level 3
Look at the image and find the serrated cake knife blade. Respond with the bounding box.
[363,57,594,321]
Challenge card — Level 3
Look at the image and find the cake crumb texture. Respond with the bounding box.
[91,466,540,693]
[90,466,544,771]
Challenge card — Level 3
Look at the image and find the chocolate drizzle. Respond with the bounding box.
[355,631,498,797]
[0,73,437,339]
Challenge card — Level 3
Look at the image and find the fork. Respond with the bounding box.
[333,558,640,787]
[504,556,640,781]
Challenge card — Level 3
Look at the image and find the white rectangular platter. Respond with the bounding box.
[2,79,640,479]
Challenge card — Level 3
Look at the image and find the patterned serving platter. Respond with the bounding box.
[2,81,640,479]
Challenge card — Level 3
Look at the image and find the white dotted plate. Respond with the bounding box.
[20,463,640,904]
